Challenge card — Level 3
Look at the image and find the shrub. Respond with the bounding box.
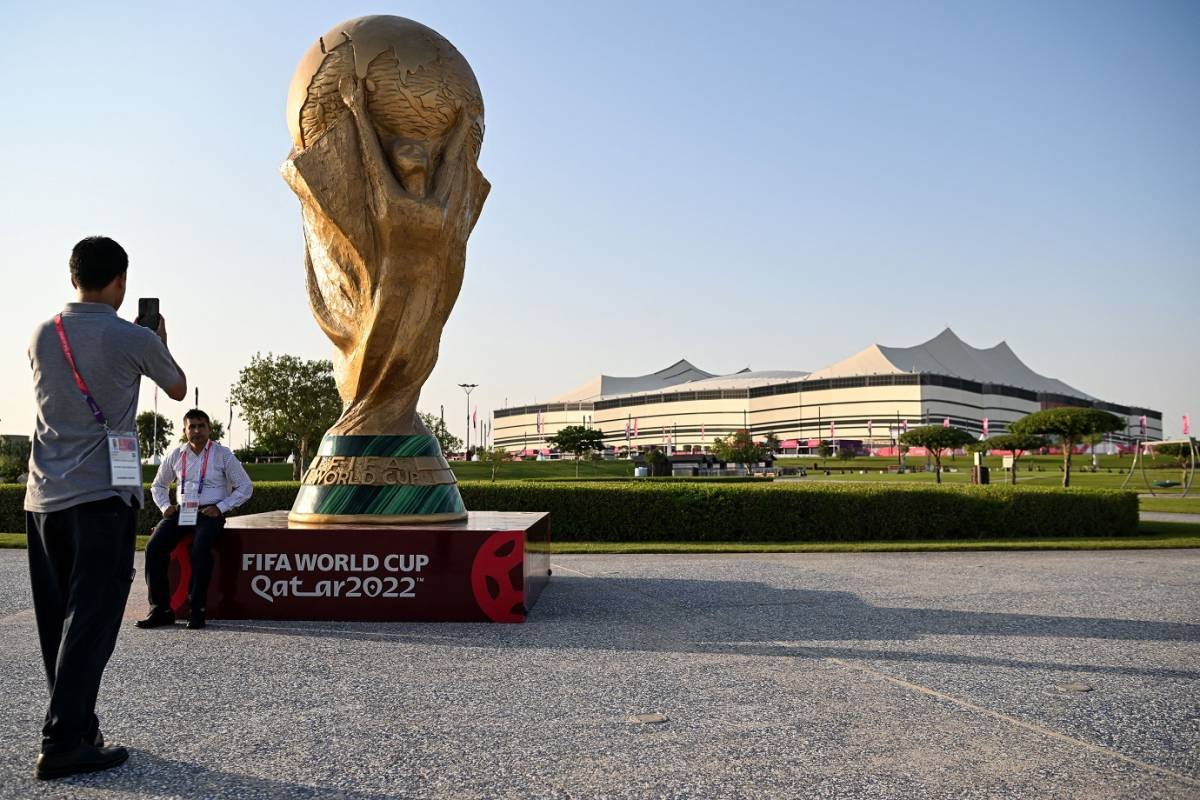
[1,481,1138,542]
[457,481,1136,542]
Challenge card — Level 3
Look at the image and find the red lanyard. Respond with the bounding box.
[181,442,213,489]
[53,314,108,429]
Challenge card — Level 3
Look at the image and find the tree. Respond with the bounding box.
[981,433,1049,485]
[642,445,671,476]
[0,435,31,483]
[137,411,174,460]
[418,412,462,457]
[478,447,512,481]
[1009,407,1125,487]
[764,432,780,454]
[1154,441,1197,485]
[816,440,833,459]
[230,353,342,480]
[900,425,976,484]
[547,425,605,477]
[712,428,766,474]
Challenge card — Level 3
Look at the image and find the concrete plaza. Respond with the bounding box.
[0,548,1196,799]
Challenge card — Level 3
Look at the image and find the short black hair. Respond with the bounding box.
[183,409,211,425]
[70,236,128,291]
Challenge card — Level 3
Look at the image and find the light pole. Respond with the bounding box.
[458,383,477,458]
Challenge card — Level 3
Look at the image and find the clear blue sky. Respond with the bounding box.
[2,0,1197,443]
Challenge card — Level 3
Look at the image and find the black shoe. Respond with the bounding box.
[35,743,128,780]
[134,610,175,629]
[92,730,104,747]
[186,616,206,630]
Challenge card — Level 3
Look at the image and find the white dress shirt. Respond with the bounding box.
[151,440,253,515]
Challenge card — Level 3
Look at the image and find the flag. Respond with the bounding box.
[1139,415,1147,435]
[982,417,989,437]
[633,417,639,437]
[867,419,873,437]
[901,419,908,433]
[624,416,631,437]
[829,421,835,439]
[472,406,477,429]
[1185,415,1192,436]
[700,423,705,440]
[942,417,950,428]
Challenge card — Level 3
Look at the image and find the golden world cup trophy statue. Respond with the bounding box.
[282,16,489,523]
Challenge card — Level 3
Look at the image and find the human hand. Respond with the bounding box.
[200,505,222,518]
[164,504,178,518]
[155,314,169,347]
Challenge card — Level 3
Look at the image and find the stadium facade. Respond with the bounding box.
[492,329,1162,454]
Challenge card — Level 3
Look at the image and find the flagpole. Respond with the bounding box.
[152,386,159,465]
[458,383,477,458]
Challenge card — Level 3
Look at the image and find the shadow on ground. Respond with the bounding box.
[46,751,406,799]
[210,575,1200,681]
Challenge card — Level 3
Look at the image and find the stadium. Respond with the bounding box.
[491,329,1162,455]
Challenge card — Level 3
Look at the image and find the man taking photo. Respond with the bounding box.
[138,409,252,630]
[25,236,187,780]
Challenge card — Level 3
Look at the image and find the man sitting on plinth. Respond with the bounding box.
[136,409,252,630]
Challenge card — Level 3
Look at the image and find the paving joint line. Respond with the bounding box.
[812,649,1199,788]
[566,558,1200,789]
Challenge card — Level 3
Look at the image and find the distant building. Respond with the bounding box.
[492,329,1162,454]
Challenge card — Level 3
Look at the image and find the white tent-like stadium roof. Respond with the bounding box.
[803,328,1093,399]
[551,329,1093,405]
[553,359,716,402]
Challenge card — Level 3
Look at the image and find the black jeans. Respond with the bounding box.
[144,511,225,616]
[26,495,137,755]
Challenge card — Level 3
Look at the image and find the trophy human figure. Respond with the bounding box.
[281,16,489,522]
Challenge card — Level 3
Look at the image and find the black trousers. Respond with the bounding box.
[26,496,137,755]
[144,512,225,616]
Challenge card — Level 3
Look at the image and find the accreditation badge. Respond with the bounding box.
[107,431,141,488]
[178,497,200,526]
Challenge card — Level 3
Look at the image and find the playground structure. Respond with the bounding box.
[1122,438,1197,497]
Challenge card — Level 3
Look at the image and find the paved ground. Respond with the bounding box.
[1141,511,1200,524]
[0,549,1197,799]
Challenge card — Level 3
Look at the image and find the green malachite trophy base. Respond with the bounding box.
[288,434,467,525]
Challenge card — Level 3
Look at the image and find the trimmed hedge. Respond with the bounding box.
[0,482,302,537]
[1,481,1138,541]
[459,481,1138,541]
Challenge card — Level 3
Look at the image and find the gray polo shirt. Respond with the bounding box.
[25,302,182,513]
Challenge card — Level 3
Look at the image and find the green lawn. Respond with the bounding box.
[136,454,1184,490]
[552,532,1200,554]
[2,521,1197,553]
[771,468,1181,492]
[1139,497,1200,514]
[448,459,634,481]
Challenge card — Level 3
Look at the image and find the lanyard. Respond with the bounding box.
[181,441,213,489]
[53,314,108,430]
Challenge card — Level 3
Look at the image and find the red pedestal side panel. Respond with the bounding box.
[167,511,551,623]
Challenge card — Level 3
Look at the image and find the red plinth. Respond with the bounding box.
[167,510,550,623]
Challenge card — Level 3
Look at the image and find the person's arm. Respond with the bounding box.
[215,450,253,515]
[150,450,178,515]
[142,316,186,401]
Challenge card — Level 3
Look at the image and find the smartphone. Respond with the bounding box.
[136,298,161,330]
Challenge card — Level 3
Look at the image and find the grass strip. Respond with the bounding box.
[2,524,1197,554]
[1138,497,1200,515]
[550,533,1200,554]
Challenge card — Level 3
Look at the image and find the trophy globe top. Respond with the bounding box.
[286,15,484,163]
